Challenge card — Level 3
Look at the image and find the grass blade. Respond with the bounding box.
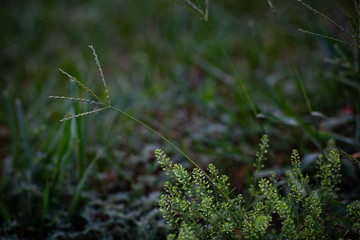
[15,99,32,166]
[69,159,97,216]
[207,23,260,126]
[40,180,49,238]
[51,119,72,191]
[71,82,85,179]
[4,95,18,151]
[0,200,9,222]
[41,181,49,221]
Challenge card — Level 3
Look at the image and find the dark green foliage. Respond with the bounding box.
[1,0,360,239]
[156,135,360,239]
[157,149,239,239]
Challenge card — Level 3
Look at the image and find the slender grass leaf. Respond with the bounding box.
[0,200,9,222]
[69,159,97,216]
[15,99,32,162]
[71,81,85,179]
[40,180,49,237]
[51,119,72,191]
[4,95,17,151]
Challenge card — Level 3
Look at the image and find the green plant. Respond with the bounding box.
[47,44,243,239]
[156,135,360,239]
[3,0,360,239]
[49,45,231,199]
[45,2,360,239]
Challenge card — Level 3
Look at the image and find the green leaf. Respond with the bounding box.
[69,159,97,216]
[0,200,10,222]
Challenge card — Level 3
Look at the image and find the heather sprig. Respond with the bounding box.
[249,134,269,197]
[157,135,358,239]
[316,150,341,202]
[347,200,360,234]
[156,149,240,239]
[286,149,309,203]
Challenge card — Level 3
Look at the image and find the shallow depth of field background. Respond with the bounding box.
[1,0,359,239]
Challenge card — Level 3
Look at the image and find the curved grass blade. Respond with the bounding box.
[4,95,18,156]
[69,159,97,216]
[71,82,86,179]
[40,180,49,238]
[208,25,259,122]
[0,200,9,222]
[15,99,32,163]
[110,105,230,201]
[51,119,72,191]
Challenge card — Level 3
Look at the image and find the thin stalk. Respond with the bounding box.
[355,27,360,148]
[39,180,49,239]
[207,25,258,119]
[285,39,313,115]
[54,46,231,201]
[75,110,85,179]
[69,159,97,216]
[271,8,321,146]
[205,22,264,134]
[15,99,32,163]
[0,201,9,222]
[109,105,229,200]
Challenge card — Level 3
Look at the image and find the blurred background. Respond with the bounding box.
[1,0,359,239]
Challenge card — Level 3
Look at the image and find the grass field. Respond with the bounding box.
[1,0,359,239]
